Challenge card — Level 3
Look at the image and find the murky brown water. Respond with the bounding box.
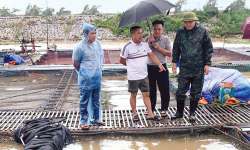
[0,134,242,150]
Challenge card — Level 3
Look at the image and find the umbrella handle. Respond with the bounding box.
[146,18,157,47]
[146,18,152,36]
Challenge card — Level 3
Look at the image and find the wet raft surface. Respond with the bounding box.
[1,105,250,136]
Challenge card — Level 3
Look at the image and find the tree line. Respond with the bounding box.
[0,0,247,16]
[0,0,248,37]
[95,0,249,37]
[0,4,100,16]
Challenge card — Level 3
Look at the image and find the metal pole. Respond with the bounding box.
[46,0,48,50]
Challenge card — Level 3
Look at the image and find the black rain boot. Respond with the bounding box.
[171,100,185,120]
[189,100,199,122]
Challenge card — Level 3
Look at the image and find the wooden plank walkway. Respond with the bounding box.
[1,105,250,136]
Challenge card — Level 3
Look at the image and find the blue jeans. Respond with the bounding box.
[79,87,102,125]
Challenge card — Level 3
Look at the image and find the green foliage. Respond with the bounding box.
[143,33,149,38]
[56,7,65,16]
[219,61,228,65]
[217,13,231,24]
[56,7,71,16]
[65,27,70,33]
[81,5,100,15]
[194,11,218,22]
[25,4,42,16]
[67,20,72,25]
[225,0,246,12]
[101,100,109,107]
[203,0,218,13]
[215,9,250,34]
[230,9,250,23]
[0,7,19,16]
[95,14,130,37]
[146,14,183,32]
[42,7,55,16]
[48,19,52,23]
[169,72,177,78]
[167,63,173,68]
[95,8,250,37]
[164,17,183,32]
[211,98,246,107]
[210,20,228,35]
[95,13,184,38]
[0,7,11,16]
[174,0,187,14]
[227,22,243,34]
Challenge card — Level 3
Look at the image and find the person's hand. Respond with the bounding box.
[158,63,166,72]
[154,43,160,50]
[148,35,154,43]
[204,65,209,75]
[172,63,177,75]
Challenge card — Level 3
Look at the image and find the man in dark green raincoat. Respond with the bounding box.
[171,12,213,122]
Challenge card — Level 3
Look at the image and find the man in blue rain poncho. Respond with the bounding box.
[72,22,104,130]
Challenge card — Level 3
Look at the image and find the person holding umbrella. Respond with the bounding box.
[144,20,172,117]
[171,12,213,122]
[118,0,176,121]
[120,26,165,121]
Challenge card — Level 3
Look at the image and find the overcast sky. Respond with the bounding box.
[0,0,249,14]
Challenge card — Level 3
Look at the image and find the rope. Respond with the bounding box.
[209,125,250,147]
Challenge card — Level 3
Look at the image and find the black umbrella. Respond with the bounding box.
[118,0,176,34]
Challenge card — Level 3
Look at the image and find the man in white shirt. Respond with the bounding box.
[119,26,165,121]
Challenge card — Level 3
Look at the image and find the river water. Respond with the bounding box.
[0,134,242,150]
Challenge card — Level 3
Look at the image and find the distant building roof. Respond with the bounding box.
[62,11,71,13]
